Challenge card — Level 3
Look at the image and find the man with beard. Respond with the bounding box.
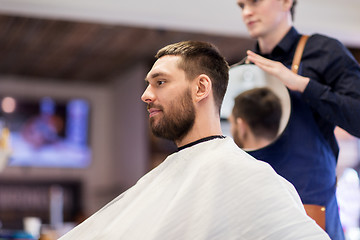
[59,41,329,239]
[229,87,282,150]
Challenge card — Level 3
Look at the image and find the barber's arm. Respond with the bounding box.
[300,42,360,138]
[246,46,360,138]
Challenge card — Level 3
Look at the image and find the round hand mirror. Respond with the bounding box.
[221,63,291,149]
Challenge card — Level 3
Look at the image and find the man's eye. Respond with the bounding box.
[238,0,261,9]
[157,81,165,86]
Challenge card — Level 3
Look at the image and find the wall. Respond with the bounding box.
[0,71,149,218]
[111,63,149,190]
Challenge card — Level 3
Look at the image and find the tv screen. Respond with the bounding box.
[0,96,91,168]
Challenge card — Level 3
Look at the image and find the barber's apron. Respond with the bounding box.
[247,89,344,239]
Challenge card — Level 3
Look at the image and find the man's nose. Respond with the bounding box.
[242,4,254,17]
[141,85,154,103]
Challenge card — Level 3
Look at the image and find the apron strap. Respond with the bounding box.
[291,35,309,74]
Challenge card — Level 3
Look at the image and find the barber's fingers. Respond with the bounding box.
[246,50,284,76]
[246,50,270,65]
[246,50,309,92]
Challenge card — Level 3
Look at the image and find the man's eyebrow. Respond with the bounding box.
[145,72,168,82]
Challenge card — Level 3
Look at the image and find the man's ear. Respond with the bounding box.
[282,0,293,11]
[194,74,212,103]
[236,117,249,139]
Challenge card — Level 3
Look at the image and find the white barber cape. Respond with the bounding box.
[59,137,329,240]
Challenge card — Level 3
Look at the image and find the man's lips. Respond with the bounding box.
[246,20,258,28]
[148,108,162,118]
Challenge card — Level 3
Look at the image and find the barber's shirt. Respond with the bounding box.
[257,27,360,157]
[248,28,360,238]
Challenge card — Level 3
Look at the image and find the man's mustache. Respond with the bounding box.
[147,103,163,111]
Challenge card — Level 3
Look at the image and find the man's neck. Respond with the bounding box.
[242,137,272,151]
[177,135,225,151]
[175,114,222,148]
[258,23,292,54]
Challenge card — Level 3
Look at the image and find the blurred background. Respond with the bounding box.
[0,0,359,239]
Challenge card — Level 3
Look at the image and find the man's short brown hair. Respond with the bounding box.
[156,41,229,113]
[232,87,282,140]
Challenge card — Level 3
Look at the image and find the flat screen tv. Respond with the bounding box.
[0,96,91,168]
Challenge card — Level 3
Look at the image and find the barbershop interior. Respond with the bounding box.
[0,1,359,240]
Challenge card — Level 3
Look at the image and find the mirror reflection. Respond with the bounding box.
[221,64,291,150]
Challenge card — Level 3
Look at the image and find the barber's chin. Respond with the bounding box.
[246,27,261,39]
[248,31,260,39]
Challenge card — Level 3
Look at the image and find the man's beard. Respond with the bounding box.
[232,127,244,148]
[149,88,195,142]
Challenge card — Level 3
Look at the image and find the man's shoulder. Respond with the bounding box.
[198,138,276,173]
[306,33,344,49]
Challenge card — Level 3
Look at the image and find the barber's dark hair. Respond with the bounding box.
[232,87,282,140]
[291,0,297,21]
[155,40,229,113]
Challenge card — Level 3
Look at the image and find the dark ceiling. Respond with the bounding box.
[1,14,359,85]
[0,14,257,84]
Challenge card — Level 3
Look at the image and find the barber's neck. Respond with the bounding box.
[257,22,292,54]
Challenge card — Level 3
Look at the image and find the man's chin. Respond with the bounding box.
[247,29,261,39]
[150,122,164,136]
[149,117,160,127]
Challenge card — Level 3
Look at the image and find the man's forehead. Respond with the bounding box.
[146,55,181,80]
[237,0,251,4]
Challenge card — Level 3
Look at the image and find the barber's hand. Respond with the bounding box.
[246,50,310,93]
